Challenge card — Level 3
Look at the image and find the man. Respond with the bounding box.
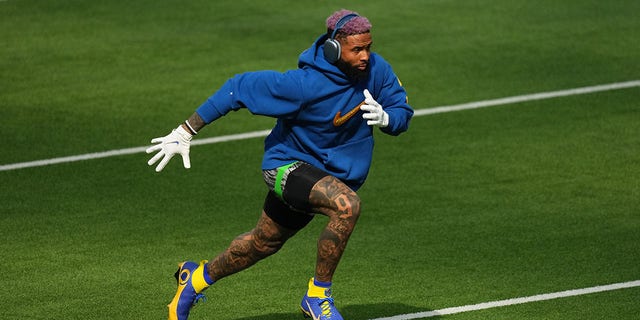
[147,9,413,320]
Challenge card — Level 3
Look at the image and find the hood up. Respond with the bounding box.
[297,34,354,86]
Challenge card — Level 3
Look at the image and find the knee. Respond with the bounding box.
[310,175,361,221]
[250,230,287,258]
[334,191,361,221]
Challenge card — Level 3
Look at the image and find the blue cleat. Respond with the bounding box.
[301,295,344,320]
[167,260,211,320]
[300,278,343,320]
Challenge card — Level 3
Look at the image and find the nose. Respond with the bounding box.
[359,50,370,62]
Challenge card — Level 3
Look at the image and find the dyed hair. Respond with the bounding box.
[325,9,372,38]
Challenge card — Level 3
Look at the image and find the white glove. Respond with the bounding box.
[146,125,192,172]
[361,89,389,127]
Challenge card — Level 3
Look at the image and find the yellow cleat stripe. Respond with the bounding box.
[306,278,330,298]
[167,284,186,320]
[191,260,210,293]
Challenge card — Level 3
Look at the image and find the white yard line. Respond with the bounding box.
[0,130,271,171]
[414,80,640,116]
[369,280,640,320]
[1,80,639,172]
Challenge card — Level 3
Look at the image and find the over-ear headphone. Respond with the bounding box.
[323,13,359,64]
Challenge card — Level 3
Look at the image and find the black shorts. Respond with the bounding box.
[262,162,329,230]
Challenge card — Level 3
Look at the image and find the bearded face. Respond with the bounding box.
[335,32,372,82]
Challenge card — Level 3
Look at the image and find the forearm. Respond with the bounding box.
[380,106,413,136]
[181,112,207,135]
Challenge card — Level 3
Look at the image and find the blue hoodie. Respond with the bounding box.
[196,35,413,190]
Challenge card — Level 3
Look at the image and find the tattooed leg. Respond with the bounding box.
[206,211,297,282]
[309,175,361,283]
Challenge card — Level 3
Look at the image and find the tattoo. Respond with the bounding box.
[309,176,361,282]
[187,112,207,132]
[205,176,361,284]
[207,212,295,281]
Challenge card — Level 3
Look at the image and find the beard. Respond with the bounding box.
[335,59,370,83]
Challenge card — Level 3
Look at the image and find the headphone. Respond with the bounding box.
[323,13,359,64]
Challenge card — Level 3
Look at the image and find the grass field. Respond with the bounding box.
[1,0,639,319]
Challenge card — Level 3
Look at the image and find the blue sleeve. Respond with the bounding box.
[196,70,305,123]
[374,59,413,136]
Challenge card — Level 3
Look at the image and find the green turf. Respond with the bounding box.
[1,0,639,319]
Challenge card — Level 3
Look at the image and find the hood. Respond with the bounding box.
[298,34,353,86]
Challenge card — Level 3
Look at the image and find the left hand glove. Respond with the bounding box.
[361,89,389,127]
[146,125,192,172]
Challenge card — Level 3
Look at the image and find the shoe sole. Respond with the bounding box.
[167,262,188,320]
[301,307,312,319]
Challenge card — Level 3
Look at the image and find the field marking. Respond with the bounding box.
[370,280,640,320]
[1,80,638,172]
[0,130,271,171]
[414,80,640,116]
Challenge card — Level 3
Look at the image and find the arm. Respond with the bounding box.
[196,70,305,124]
[360,82,413,136]
[362,55,413,136]
[147,71,304,172]
[377,72,413,136]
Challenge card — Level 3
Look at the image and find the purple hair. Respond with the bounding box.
[325,9,372,36]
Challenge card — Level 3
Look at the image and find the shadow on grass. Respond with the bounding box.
[233,303,437,320]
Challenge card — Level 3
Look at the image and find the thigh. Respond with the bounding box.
[252,210,299,244]
[264,162,358,217]
[263,162,330,213]
[262,190,314,230]
[262,162,331,230]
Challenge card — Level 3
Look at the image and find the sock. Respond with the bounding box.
[314,278,332,288]
[307,277,332,298]
[202,262,215,285]
[192,260,215,293]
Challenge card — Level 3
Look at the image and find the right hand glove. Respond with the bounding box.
[361,89,389,127]
[146,125,192,172]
